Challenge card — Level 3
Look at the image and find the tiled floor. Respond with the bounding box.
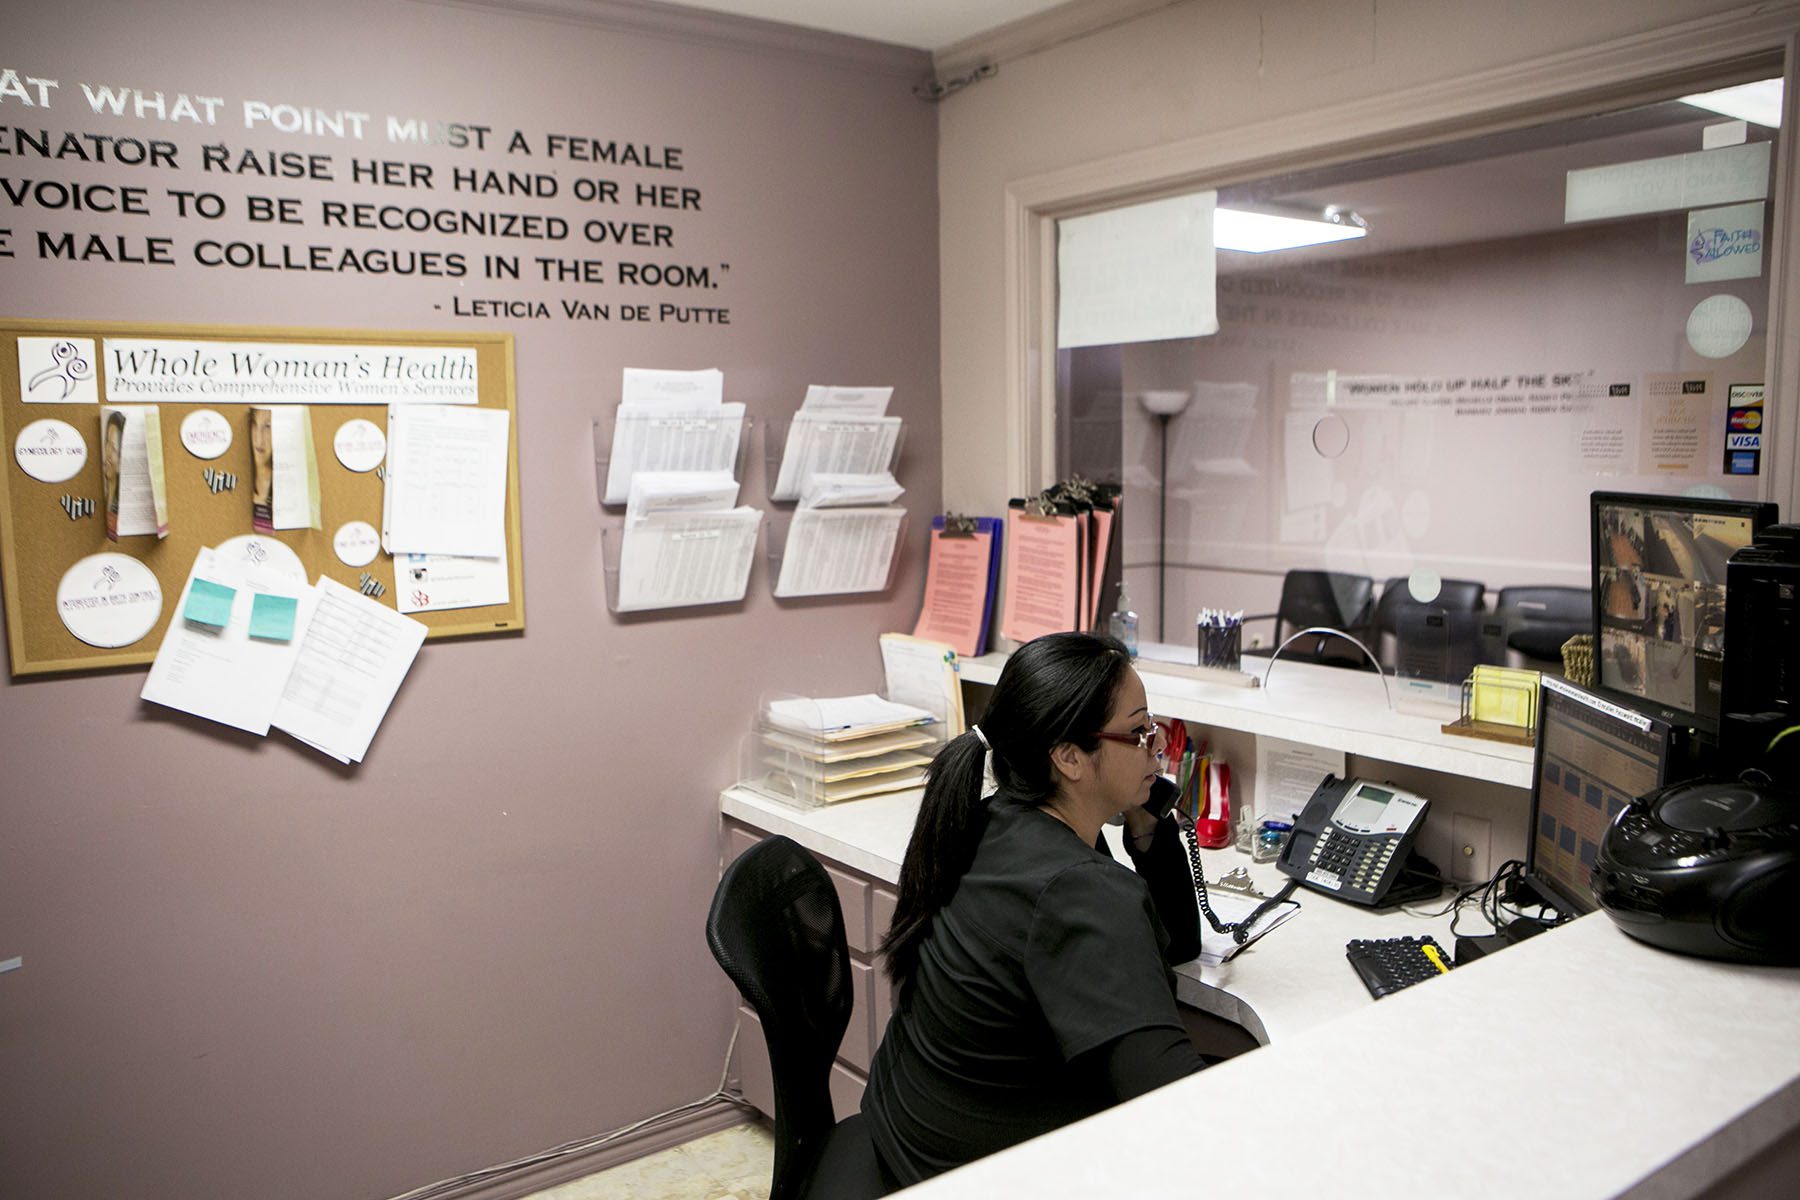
[523,1121,774,1200]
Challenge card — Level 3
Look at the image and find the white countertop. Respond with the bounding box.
[895,913,1800,1200]
[721,784,1800,1197]
[959,650,1536,788]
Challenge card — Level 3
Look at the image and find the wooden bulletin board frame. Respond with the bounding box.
[0,319,524,676]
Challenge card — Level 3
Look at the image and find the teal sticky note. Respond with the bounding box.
[249,592,298,642]
[184,577,236,628]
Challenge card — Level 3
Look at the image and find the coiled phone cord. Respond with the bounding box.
[1173,810,1299,945]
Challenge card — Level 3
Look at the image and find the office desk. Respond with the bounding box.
[721,784,1481,1044]
[720,785,1800,1197]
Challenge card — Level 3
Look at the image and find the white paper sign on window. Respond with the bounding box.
[1056,191,1218,349]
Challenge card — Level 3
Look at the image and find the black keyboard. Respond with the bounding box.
[1345,935,1454,999]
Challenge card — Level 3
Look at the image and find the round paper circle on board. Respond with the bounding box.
[14,418,87,483]
[1686,294,1753,358]
[334,520,381,567]
[334,418,386,472]
[214,534,308,583]
[179,409,233,460]
[56,552,163,648]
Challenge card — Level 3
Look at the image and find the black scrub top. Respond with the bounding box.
[862,792,1197,1185]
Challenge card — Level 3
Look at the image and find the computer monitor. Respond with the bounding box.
[1524,676,1676,918]
[1591,490,1777,734]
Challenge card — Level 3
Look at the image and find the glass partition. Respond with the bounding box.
[1057,77,1783,657]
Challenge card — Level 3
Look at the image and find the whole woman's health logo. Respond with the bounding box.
[18,337,99,403]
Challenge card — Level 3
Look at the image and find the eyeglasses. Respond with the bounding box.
[1093,715,1168,758]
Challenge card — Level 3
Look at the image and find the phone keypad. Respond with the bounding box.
[1306,829,1399,897]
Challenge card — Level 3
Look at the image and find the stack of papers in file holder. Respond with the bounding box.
[750,693,938,807]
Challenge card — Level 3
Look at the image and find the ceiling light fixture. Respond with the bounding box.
[1680,78,1783,127]
[1215,206,1368,253]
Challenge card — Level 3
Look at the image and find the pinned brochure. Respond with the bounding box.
[101,405,170,540]
[249,406,322,533]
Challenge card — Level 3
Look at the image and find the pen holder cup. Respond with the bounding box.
[1198,623,1243,671]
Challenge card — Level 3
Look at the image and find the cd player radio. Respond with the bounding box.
[1592,771,1800,965]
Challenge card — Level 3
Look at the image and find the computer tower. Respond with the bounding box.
[1720,524,1800,775]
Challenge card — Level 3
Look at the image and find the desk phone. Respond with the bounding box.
[1278,775,1435,907]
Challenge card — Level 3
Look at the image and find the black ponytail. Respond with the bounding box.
[881,632,1131,995]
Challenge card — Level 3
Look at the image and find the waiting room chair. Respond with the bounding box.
[1244,570,1376,669]
[1494,585,1592,666]
[1372,576,1486,671]
[706,835,890,1200]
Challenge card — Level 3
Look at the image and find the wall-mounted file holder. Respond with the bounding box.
[600,509,764,613]
[592,406,751,507]
[765,414,905,503]
[767,507,908,599]
[740,691,937,809]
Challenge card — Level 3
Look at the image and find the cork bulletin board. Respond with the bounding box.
[0,319,524,676]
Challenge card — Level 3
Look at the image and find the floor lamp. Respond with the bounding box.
[1138,389,1190,643]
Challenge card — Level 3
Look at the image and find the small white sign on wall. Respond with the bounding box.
[1686,202,1764,284]
[1057,191,1218,349]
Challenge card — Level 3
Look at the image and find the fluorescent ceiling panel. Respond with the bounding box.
[1681,79,1783,127]
[1214,208,1367,253]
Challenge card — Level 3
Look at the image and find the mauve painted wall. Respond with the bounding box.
[0,3,938,1198]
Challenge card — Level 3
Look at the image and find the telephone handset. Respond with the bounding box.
[1145,775,1296,945]
[1277,774,1440,907]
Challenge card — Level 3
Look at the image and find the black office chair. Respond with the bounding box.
[1244,570,1376,669]
[1372,576,1485,671]
[706,836,890,1200]
[1495,585,1592,666]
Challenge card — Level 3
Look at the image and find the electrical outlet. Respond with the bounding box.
[1450,814,1492,883]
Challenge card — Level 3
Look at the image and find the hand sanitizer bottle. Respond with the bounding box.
[1108,582,1139,657]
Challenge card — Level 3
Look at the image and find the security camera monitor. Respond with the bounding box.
[1591,491,1775,734]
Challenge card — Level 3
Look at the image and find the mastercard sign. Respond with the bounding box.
[1729,408,1763,431]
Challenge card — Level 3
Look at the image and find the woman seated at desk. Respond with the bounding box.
[862,632,1207,1188]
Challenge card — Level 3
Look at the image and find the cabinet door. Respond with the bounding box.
[841,961,874,1071]
[734,1005,775,1117]
[830,1061,866,1122]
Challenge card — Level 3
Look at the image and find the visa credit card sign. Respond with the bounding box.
[1724,383,1763,475]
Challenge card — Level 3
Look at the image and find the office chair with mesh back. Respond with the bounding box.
[706,836,890,1200]
[1245,570,1376,669]
[1372,576,1486,670]
[1495,585,1592,666]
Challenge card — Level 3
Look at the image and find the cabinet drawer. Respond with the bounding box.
[725,822,762,865]
[871,884,897,945]
[825,863,872,953]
